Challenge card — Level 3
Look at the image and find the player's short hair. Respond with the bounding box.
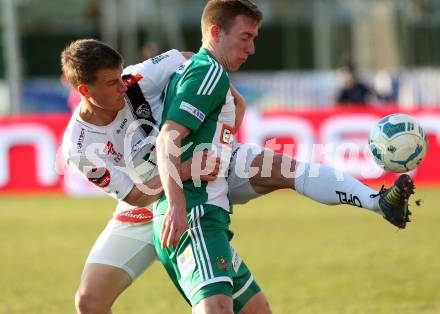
[201,0,263,39]
[61,39,123,88]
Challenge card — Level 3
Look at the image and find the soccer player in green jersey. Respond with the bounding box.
[154,1,271,313]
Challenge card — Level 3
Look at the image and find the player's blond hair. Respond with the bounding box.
[201,0,263,41]
[61,39,123,88]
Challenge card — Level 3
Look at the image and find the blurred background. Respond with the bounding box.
[1,0,439,193]
[1,1,440,313]
[1,0,440,114]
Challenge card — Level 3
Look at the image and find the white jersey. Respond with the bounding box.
[62,50,186,212]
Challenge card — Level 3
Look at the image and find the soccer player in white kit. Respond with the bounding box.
[62,39,415,314]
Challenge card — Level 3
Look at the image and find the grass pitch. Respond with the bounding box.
[1,188,439,314]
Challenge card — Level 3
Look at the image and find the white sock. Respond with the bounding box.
[294,162,383,216]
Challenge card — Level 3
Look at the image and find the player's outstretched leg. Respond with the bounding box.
[374,174,415,229]
[229,145,417,227]
[247,150,382,215]
[232,144,414,224]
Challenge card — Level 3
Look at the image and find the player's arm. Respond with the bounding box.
[157,64,229,248]
[122,175,163,207]
[230,84,246,133]
[68,150,135,201]
[156,121,191,248]
[123,152,220,207]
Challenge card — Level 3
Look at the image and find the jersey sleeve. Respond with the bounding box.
[123,49,186,95]
[165,63,230,131]
[66,147,134,201]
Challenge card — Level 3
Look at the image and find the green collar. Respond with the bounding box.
[199,47,217,61]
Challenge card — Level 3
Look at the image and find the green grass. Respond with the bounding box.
[1,189,439,313]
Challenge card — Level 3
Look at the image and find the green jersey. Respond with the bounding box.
[156,48,235,214]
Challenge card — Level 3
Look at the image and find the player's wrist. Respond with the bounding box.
[168,196,186,212]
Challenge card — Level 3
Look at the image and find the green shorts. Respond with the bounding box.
[153,204,261,312]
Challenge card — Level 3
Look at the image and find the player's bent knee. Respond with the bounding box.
[271,154,296,181]
[194,294,233,314]
[238,292,272,314]
[250,153,295,192]
[75,289,111,314]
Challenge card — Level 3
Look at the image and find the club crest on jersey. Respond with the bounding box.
[216,256,229,270]
[86,167,111,188]
[135,103,152,119]
[220,124,234,144]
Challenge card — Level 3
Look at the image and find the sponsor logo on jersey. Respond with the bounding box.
[86,167,111,188]
[116,208,153,223]
[76,128,86,151]
[176,64,186,74]
[104,141,123,163]
[176,59,192,75]
[336,191,362,207]
[177,245,196,279]
[116,118,128,134]
[230,246,242,273]
[123,73,143,87]
[179,101,205,122]
[135,103,152,119]
[220,124,234,144]
[151,53,169,64]
[132,139,144,155]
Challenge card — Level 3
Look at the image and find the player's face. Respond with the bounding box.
[87,65,127,112]
[218,15,259,72]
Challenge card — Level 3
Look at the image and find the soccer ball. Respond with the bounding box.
[368,113,428,173]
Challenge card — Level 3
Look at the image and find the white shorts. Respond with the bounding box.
[228,142,265,204]
[85,142,266,280]
[85,219,156,280]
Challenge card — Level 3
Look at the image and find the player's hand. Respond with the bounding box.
[160,205,188,248]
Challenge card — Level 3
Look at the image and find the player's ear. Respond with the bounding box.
[78,84,91,98]
[210,24,221,42]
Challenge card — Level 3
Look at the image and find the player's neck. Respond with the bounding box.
[202,44,228,71]
[79,100,118,126]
